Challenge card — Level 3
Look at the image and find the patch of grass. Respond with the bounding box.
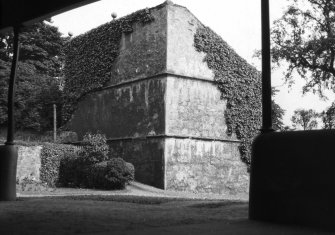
[56,195,187,205]
[188,201,246,209]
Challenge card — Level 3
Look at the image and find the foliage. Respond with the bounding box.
[272,88,286,131]
[62,8,154,123]
[291,108,319,130]
[79,132,109,164]
[0,20,67,131]
[282,125,295,131]
[58,153,86,187]
[85,158,135,190]
[270,0,335,97]
[320,101,335,129]
[58,132,135,189]
[16,177,50,192]
[124,162,135,182]
[40,143,79,187]
[194,26,262,166]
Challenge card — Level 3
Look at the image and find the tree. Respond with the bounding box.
[320,101,335,129]
[270,0,335,97]
[291,108,319,130]
[0,20,67,132]
[272,88,285,131]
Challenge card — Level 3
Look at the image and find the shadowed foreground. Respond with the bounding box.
[0,193,332,234]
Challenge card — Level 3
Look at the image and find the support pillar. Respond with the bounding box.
[0,26,20,201]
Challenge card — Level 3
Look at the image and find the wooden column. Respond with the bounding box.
[261,0,273,133]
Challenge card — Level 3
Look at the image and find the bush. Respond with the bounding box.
[40,143,79,187]
[58,133,135,189]
[125,162,135,182]
[58,153,87,187]
[85,158,135,190]
[16,177,51,192]
[80,132,109,164]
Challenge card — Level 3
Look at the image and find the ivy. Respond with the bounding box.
[63,8,154,123]
[194,26,262,167]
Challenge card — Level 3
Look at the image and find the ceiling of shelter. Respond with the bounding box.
[0,0,100,32]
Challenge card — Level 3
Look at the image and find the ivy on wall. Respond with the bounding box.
[194,26,262,167]
[63,8,154,123]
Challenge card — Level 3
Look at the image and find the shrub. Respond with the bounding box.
[85,158,135,190]
[79,132,109,164]
[58,153,87,187]
[58,133,135,189]
[16,177,50,192]
[40,143,79,187]
[125,162,135,182]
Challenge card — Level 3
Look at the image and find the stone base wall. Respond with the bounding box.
[14,139,249,196]
[107,137,249,195]
[17,146,42,182]
[165,138,249,194]
[108,138,165,188]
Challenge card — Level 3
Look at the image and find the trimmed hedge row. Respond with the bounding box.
[40,133,134,190]
[40,143,79,187]
[194,26,262,167]
[62,7,155,123]
[59,158,134,190]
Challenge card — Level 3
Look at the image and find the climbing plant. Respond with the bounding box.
[194,26,262,167]
[63,8,154,123]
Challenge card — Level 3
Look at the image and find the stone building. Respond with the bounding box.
[66,1,250,195]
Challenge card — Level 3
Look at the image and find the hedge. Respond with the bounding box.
[84,158,135,190]
[40,143,79,187]
[194,26,262,167]
[58,133,135,189]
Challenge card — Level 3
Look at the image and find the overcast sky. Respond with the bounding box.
[51,0,334,127]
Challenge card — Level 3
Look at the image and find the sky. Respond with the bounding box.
[51,0,335,127]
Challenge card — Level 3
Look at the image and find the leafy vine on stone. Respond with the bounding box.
[194,26,262,167]
[63,8,154,123]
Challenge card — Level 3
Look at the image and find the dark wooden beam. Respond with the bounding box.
[261,0,273,133]
[0,0,100,33]
[5,26,20,145]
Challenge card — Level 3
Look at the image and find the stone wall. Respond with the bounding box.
[108,138,165,188]
[108,4,167,85]
[67,78,166,139]
[164,75,247,194]
[65,2,250,195]
[165,76,233,139]
[17,146,42,182]
[165,138,249,194]
[166,3,214,80]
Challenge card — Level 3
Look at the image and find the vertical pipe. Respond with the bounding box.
[5,26,20,145]
[53,104,57,142]
[261,0,273,133]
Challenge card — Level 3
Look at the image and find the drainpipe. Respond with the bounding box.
[0,25,20,201]
[261,0,273,133]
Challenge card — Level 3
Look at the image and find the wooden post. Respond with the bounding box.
[5,26,20,145]
[260,0,273,133]
[1,25,20,201]
[53,104,57,142]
